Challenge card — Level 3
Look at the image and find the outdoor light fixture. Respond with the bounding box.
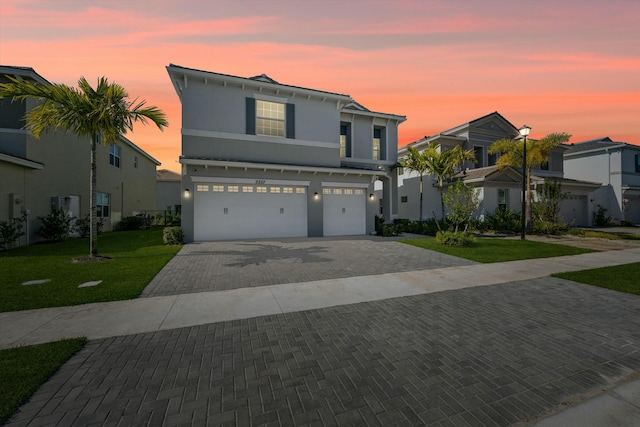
[518,125,531,240]
[313,192,319,200]
[184,188,190,198]
[369,194,375,200]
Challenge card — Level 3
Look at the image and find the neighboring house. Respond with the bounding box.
[166,64,406,242]
[156,169,181,213]
[397,112,599,225]
[0,65,161,245]
[564,137,640,225]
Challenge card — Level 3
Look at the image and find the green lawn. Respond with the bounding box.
[553,263,640,296]
[0,338,86,425]
[401,237,594,263]
[0,227,181,312]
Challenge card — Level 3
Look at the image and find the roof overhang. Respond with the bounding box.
[180,157,387,178]
[119,135,160,165]
[0,152,44,169]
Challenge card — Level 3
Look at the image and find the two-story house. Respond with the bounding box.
[166,64,406,242]
[1,66,161,245]
[397,112,599,226]
[564,137,640,225]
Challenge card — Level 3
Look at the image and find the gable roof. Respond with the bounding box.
[0,65,50,85]
[564,137,631,155]
[156,169,181,181]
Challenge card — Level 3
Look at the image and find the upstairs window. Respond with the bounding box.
[256,100,285,137]
[340,123,351,158]
[109,144,121,168]
[373,127,386,160]
[473,146,484,168]
[134,156,138,168]
[540,161,549,171]
[488,152,497,166]
[498,189,508,211]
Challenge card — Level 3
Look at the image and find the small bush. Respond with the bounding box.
[620,220,635,227]
[75,215,104,238]
[482,208,521,233]
[593,205,612,227]
[394,218,445,236]
[532,219,569,235]
[163,227,184,245]
[435,230,475,246]
[0,220,24,250]
[37,209,72,242]
[119,216,145,231]
[378,223,401,237]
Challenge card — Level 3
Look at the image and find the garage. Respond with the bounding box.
[322,185,367,236]
[560,195,588,226]
[193,179,308,241]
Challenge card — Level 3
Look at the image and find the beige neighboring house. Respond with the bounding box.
[156,169,181,213]
[1,65,161,246]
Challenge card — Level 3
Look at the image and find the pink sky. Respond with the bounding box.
[1,0,639,172]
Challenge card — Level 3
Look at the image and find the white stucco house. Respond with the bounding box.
[166,64,406,242]
[396,112,600,226]
[564,137,640,225]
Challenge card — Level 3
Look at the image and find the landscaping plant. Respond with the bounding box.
[0,220,24,251]
[37,208,72,242]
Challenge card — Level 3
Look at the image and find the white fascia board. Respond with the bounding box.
[191,176,310,186]
[0,152,44,169]
[341,108,406,123]
[180,158,385,177]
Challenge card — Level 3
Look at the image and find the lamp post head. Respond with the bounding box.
[519,125,531,137]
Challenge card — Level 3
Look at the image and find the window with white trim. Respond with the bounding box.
[373,128,381,160]
[498,189,509,211]
[196,185,209,192]
[228,185,239,193]
[212,185,224,192]
[97,192,110,217]
[256,100,285,137]
[242,186,253,193]
[296,187,306,194]
[256,186,267,193]
[109,144,121,168]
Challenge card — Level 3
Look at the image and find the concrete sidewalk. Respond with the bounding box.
[2,247,639,350]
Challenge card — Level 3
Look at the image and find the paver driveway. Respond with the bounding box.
[141,237,477,297]
[8,277,640,426]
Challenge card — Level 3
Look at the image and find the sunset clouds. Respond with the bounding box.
[1,0,638,171]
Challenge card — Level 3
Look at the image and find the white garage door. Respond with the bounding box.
[194,182,307,241]
[560,195,588,226]
[323,187,366,236]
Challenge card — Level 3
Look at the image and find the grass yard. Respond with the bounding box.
[401,237,594,263]
[0,227,181,312]
[553,262,640,296]
[0,338,86,425]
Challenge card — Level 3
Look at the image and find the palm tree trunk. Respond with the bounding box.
[525,168,532,232]
[90,136,98,257]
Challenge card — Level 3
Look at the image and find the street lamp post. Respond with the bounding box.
[519,125,531,240]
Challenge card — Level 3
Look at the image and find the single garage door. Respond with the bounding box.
[323,186,366,236]
[560,195,588,226]
[194,182,307,241]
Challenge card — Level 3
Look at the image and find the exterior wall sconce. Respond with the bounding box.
[313,192,319,200]
[184,189,190,198]
[369,194,375,200]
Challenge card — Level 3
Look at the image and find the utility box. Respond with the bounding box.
[10,193,23,219]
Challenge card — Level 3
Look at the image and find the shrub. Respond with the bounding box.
[532,219,569,235]
[483,208,521,233]
[375,215,401,237]
[435,230,475,246]
[37,209,72,242]
[75,215,104,238]
[394,218,446,236]
[593,205,612,227]
[0,220,24,250]
[442,180,480,233]
[119,216,145,230]
[163,227,184,245]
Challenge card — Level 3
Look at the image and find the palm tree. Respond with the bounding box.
[399,145,430,221]
[488,132,571,232]
[0,75,168,257]
[421,141,476,218]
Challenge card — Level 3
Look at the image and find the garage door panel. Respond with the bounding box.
[194,184,307,241]
[323,187,366,237]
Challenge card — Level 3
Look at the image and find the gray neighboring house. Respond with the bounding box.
[156,169,181,213]
[397,112,599,226]
[564,137,640,225]
[166,64,406,242]
[1,66,161,245]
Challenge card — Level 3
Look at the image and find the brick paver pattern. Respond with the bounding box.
[141,239,477,297]
[9,277,640,426]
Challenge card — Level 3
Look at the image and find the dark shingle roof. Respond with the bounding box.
[564,137,625,154]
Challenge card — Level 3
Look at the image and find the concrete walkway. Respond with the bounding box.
[3,246,640,426]
[2,247,639,350]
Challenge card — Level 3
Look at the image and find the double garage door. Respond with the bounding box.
[193,179,366,240]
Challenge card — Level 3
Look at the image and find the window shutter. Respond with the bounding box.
[246,98,256,135]
[286,103,295,139]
